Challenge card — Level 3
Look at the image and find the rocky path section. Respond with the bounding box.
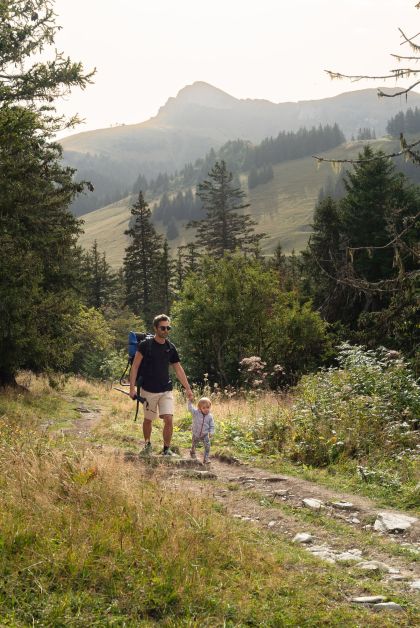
[62,399,103,438]
[67,406,420,614]
[158,452,420,610]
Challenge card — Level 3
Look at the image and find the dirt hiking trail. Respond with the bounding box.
[71,401,420,614]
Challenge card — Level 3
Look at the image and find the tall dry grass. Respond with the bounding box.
[1,381,414,625]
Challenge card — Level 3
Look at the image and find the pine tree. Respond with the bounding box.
[0,2,93,385]
[123,191,163,323]
[302,196,345,319]
[341,147,402,283]
[82,241,118,309]
[303,147,420,330]
[188,160,265,257]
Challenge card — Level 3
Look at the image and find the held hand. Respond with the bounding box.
[186,389,194,401]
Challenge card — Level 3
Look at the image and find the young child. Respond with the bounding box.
[188,397,215,464]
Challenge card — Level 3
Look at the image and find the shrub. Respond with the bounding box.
[288,343,420,467]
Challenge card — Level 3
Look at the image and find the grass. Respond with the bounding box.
[1,377,419,625]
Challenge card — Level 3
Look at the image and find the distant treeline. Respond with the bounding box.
[245,124,345,170]
[132,124,346,226]
[65,152,131,216]
[153,189,202,236]
[387,107,420,137]
[351,128,376,141]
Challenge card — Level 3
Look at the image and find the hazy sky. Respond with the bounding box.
[52,0,419,136]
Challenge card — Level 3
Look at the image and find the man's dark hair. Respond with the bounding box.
[153,314,170,329]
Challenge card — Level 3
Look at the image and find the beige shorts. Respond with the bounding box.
[140,389,174,421]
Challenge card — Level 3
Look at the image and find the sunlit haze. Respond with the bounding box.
[52,0,418,136]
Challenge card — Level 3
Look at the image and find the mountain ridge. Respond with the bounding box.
[62,81,420,218]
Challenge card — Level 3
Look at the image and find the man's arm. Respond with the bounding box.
[129,351,143,399]
[172,362,193,400]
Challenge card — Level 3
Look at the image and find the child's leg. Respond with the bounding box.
[203,434,211,463]
[190,435,198,458]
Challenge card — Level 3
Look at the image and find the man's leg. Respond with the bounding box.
[143,418,152,443]
[140,389,158,452]
[161,414,173,447]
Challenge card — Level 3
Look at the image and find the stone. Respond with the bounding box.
[410,580,420,590]
[273,489,289,497]
[335,549,362,563]
[292,533,313,544]
[355,560,392,573]
[373,512,418,533]
[351,596,386,604]
[303,498,324,511]
[308,545,336,563]
[183,470,217,480]
[373,602,404,612]
[268,520,277,527]
[262,476,288,482]
[331,501,355,510]
[350,517,361,524]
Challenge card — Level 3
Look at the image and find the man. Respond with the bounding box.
[129,314,193,456]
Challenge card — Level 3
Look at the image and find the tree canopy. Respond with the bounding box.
[0,0,93,385]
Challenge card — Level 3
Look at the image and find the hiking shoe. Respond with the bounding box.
[140,442,152,456]
[161,447,177,457]
[203,457,210,465]
[190,450,197,459]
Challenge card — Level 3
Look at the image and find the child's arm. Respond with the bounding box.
[209,415,215,435]
[187,399,196,413]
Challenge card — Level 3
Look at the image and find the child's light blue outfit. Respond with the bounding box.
[188,400,215,462]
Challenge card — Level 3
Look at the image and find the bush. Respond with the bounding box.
[69,306,115,378]
[288,343,420,467]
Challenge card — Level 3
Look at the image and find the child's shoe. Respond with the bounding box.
[203,456,210,465]
[190,449,197,459]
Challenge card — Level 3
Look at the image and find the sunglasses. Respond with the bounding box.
[159,325,171,331]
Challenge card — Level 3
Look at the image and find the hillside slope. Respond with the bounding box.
[62,83,420,216]
[78,138,399,268]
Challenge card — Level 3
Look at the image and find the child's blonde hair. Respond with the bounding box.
[198,396,212,408]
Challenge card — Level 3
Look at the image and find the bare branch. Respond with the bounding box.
[347,211,420,258]
[309,245,419,295]
[313,136,420,165]
[378,79,420,97]
[391,54,420,61]
[325,70,407,82]
[399,28,420,52]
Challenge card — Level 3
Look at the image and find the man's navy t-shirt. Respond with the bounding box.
[137,338,180,393]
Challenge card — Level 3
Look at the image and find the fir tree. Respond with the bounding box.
[82,241,118,309]
[188,160,265,257]
[0,1,93,385]
[123,191,163,323]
